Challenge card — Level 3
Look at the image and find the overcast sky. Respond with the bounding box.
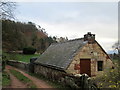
[14,2,118,53]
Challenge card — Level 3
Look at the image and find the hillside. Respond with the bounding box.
[2,20,55,53]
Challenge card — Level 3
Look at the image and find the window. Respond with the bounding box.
[97,61,103,71]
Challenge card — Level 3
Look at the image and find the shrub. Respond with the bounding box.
[23,47,36,54]
[92,61,120,88]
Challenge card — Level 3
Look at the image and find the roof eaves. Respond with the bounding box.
[34,61,65,71]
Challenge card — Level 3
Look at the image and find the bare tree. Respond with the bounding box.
[112,41,120,56]
[0,1,16,20]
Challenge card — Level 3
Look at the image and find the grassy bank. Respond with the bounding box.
[2,71,10,87]
[14,54,40,63]
[10,69,36,88]
[3,53,40,63]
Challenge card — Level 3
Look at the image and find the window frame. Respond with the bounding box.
[97,61,103,71]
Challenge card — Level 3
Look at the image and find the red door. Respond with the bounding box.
[80,59,91,76]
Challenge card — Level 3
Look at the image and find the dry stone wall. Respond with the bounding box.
[7,60,29,71]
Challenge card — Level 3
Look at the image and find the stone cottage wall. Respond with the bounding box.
[66,43,113,76]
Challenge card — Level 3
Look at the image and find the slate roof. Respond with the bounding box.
[35,38,88,71]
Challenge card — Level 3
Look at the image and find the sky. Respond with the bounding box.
[14,2,118,54]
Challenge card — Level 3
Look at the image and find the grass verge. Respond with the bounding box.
[10,69,36,88]
[2,71,10,87]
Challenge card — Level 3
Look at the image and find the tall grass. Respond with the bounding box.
[2,71,10,87]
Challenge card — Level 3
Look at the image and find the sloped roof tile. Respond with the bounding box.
[35,38,87,70]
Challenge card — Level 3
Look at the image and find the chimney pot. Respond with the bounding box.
[84,32,95,43]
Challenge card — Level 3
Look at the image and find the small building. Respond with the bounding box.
[34,32,113,77]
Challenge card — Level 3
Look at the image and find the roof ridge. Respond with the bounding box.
[52,37,84,45]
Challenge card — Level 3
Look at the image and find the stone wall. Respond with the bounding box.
[34,64,84,88]
[7,60,29,71]
[34,64,66,81]
[34,64,97,89]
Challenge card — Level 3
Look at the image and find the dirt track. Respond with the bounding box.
[6,68,27,88]
[6,65,53,88]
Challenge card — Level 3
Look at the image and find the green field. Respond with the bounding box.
[3,53,40,63]
[15,54,40,63]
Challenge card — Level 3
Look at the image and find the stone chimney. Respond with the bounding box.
[84,32,95,43]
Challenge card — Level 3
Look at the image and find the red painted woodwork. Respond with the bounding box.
[80,59,91,76]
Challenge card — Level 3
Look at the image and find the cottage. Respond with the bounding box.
[34,32,113,77]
